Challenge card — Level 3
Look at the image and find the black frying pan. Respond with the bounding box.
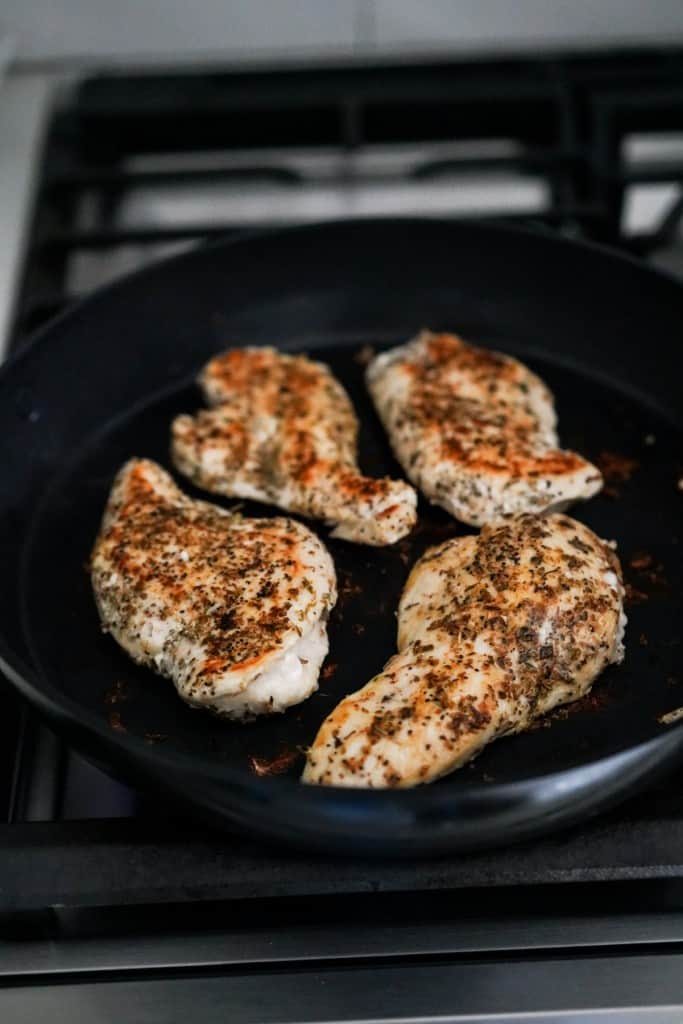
[2,218,683,856]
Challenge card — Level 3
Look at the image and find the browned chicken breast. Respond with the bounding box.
[303,513,625,788]
[91,459,336,720]
[366,331,603,527]
[172,347,417,546]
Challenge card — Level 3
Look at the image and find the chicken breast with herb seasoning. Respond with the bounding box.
[303,513,625,788]
[172,347,417,546]
[91,459,336,720]
[366,330,602,527]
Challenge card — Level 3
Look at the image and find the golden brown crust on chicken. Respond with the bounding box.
[303,513,625,788]
[366,331,603,527]
[91,459,336,720]
[172,347,417,546]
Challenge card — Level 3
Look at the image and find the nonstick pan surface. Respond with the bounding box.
[2,218,683,855]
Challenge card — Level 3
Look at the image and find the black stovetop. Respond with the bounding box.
[3,51,683,1022]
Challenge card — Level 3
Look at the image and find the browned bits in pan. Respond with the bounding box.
[104,680,129,705]
[596,451,640,497]
[596,451,640,483]
[629,552,653,571]
[627,551,668,591]
[353,345,376,367]
[625,583,649,606]
[144,731,169,745]
[248,748,300,777]
[108,710,126,733]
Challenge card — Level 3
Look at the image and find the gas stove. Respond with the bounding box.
[3,52,683,1022]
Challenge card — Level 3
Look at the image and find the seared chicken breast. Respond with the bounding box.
[303,513,625,788]
[91,459,336,720]
[172,347,417,546]
[367,331,602,527]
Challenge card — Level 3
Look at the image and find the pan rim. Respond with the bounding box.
[4,214,683,394]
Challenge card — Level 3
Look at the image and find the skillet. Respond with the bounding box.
[1,218,683,856]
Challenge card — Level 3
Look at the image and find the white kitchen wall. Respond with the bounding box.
[3,0,683,66]
[375,0,683,55]
[0,0,358,65]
